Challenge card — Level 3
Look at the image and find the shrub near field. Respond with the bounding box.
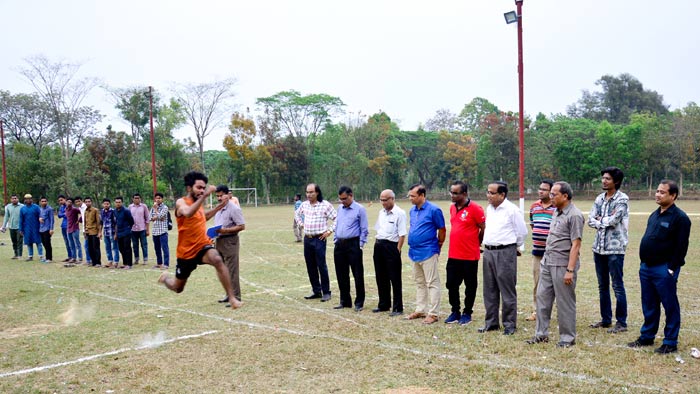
[0,199,698,393]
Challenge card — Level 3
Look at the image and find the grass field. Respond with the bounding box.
[1,198,699,393]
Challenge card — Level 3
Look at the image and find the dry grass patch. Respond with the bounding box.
[1,199,699,393]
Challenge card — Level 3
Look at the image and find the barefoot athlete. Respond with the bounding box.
[158,171,243,309]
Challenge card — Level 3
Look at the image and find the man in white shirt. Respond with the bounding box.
[372,189,407,316]
[479,181,528,336]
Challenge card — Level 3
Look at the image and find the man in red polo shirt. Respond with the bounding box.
[444,181,485,325]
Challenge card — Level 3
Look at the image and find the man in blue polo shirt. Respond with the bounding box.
[404,183,446,325]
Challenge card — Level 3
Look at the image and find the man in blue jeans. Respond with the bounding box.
[57,195,73,263]
[628,180,690,354]
[150,192,170,269]
[588,167,629,333]
[101,198,119,268]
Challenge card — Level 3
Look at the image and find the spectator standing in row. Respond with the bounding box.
[130,193,150,264]
[57,195,73,263]
[83,197,102,267]
[405,184,446,325]
[332,186,368,312]
[2,194,23,259]
[444,181,485,326]
[527,179,556,322]
[39,197,55,263]
[372,189,407,316]
[114,197,135,269]
[628,180,691,354]
[479,181,528,335]
[101,198,119,268]
[150,192,170,269]
[19,194,43,261]
[588,167,630,333]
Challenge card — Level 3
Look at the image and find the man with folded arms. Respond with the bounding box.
[479,181,528,335]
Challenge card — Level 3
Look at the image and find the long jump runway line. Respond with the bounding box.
[0,330,218,378]
[9,280,666,392]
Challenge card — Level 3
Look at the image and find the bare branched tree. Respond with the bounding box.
[19,55,102,191]
[172,78,237,171]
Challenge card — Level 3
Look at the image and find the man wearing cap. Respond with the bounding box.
[19,194,43,261]
[1,194,24,259]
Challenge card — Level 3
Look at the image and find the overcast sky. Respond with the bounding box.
[1,0,699,150]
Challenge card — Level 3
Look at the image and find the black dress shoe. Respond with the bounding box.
[333,304,349,309]
[321,293,331,302]
[503,327,516,335]
[354,306,363,312]
[218,296,229,303]
[654,344,677,354]
[389,311,403,317]
[372,308,389,313]
[304,293,322,300]
[477,326,500,333]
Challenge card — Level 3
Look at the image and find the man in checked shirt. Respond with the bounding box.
[295,183,337,302]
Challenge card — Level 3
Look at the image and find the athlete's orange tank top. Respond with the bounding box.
[176,196,212,259]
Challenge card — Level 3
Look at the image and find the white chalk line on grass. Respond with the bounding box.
[0,330,218,378]
[28,281,665,391]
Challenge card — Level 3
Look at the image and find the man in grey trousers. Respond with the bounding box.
[478,181,528,335]
[526,181,584,348]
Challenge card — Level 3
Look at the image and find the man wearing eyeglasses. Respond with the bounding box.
[444,181,485,326]
[332,186,368,312]
[372,189,407,316]
[526,179,556,322]
[479,181,528,335]
[405,184,446,325]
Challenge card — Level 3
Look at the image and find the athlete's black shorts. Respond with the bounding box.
[175,245,218,280]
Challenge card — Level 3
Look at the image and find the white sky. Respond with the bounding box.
[1,0,699,150]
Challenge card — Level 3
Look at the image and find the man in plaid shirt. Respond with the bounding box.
[295,183,337,302]
[101,198,119,268]
[150,192,170,269]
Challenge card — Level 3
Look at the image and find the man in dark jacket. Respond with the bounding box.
[114,196,135,269]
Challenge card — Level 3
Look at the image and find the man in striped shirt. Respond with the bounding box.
[527,179,556,322]
[294,183,337,302]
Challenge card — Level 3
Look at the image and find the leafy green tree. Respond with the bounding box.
[458,97,500,133]
[256,90,345,138]
[567,73,669,124]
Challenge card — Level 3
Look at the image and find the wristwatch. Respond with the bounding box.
[566,268,574,273]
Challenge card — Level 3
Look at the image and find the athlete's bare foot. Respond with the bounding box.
[158,271,169,284]
[229,299,243,309]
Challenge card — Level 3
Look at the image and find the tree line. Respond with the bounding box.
[1,55,698,205]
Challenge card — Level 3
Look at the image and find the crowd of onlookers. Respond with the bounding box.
[2,193,171,269]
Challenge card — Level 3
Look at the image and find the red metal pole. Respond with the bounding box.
[149,86,157,196]
[516,0,525,202]
[0,120,7,205]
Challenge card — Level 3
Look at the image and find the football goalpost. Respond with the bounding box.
[208,187,258,208]
[231,187,258,207]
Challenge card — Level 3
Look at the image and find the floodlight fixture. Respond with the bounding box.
[504,10,519,24]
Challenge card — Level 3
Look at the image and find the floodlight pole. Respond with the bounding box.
[149,86,157,197]
[0,119,7,205]
[515,0,525,216]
